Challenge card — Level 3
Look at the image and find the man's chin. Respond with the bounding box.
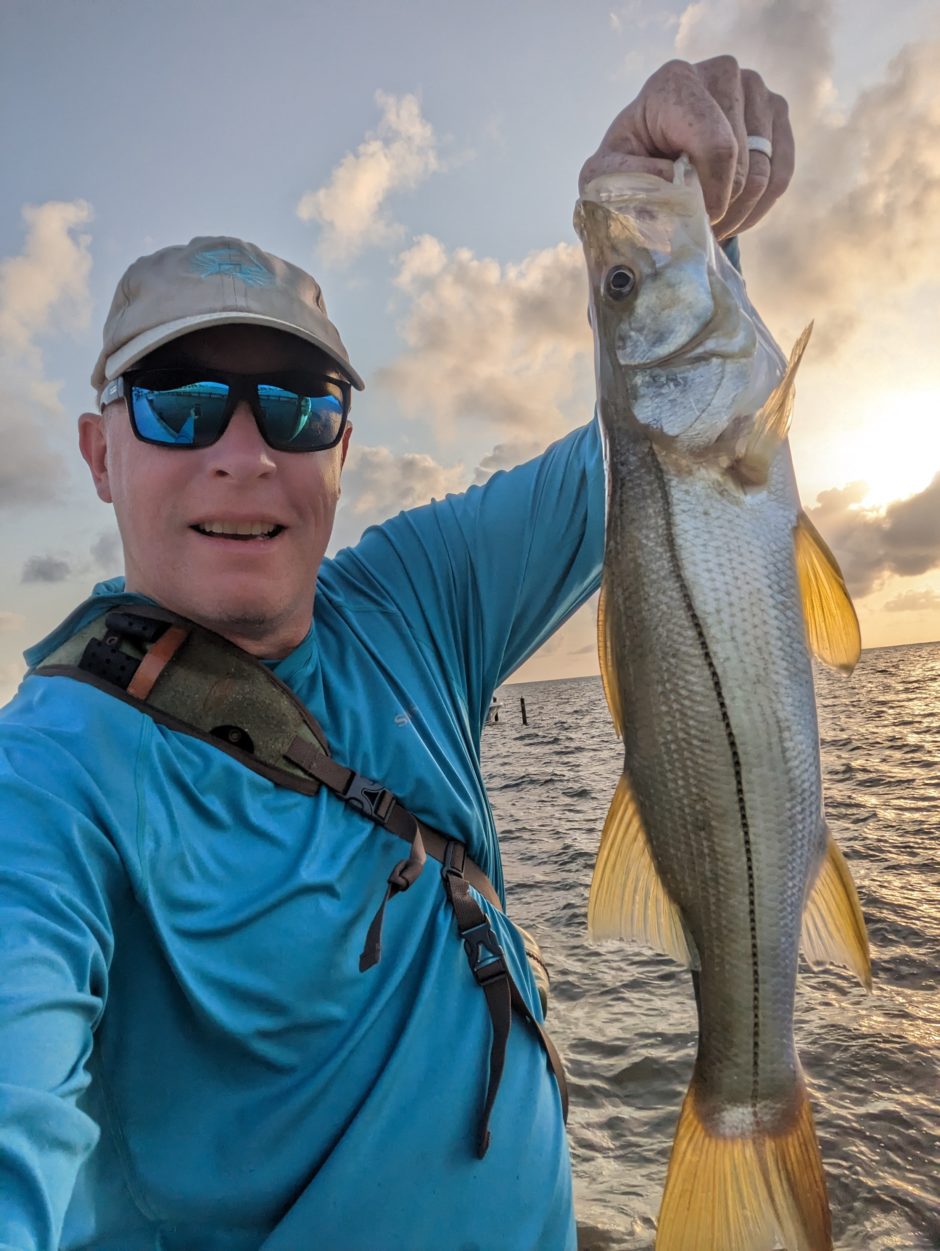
[169,595,311,657]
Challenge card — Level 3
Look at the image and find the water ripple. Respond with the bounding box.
[482,648,940,1250]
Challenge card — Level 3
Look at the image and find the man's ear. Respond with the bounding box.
[78,411,113,503]
[340,421,352,468]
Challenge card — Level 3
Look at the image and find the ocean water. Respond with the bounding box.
[481,642,940,1251]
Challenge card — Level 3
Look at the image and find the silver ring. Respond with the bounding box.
[746,134,773,160]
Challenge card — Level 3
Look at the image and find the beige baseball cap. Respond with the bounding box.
[91,236,364,398]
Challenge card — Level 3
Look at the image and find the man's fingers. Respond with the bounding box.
[640,61,741,221]
[695,55,749,200]
[713,69,775,239]
[582,57,794,235]
[732,92,795,234]
[578,151,675,195]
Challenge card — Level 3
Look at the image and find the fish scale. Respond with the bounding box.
[576,160,870,1251]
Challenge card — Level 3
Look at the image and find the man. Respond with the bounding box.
[0,58,792,1251]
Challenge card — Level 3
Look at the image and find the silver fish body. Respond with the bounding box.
[575,162,868,1251]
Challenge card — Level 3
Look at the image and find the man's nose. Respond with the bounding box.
[205,402,276,478]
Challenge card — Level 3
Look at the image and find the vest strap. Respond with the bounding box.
[34,604,568,1151]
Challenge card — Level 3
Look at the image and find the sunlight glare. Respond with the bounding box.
[838,389,940,509]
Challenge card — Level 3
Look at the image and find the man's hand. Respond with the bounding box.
[579,55,794,239]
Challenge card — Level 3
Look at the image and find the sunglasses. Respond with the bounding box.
[100,367,351,453]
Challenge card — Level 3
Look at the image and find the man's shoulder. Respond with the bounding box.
[0,669,148,796]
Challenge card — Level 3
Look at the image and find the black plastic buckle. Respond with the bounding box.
[344,772,395,823]
[104,610,169,646]
[460,920,507,986]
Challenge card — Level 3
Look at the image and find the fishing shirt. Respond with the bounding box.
[0,418,605,1251]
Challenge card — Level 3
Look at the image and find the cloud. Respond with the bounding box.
[0,199,93,507]
[297,92,440,263]
[675,0,837,130]
[0,612,25,633]
[883,588,940,613]
[91,529,122,571]
[331,441,467,549]
[675,5,940,351]
[0,200,93,356]
[808,472,940,597]
[376,235,593,440]
[22,554,73,584]
[474,438,548,484]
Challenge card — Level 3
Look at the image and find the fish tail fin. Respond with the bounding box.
[656,1076,832,1251]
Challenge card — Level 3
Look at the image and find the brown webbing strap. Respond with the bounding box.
[126,625,189,700]
[284,736,501,910]
[441,839,569,1156]
[40,606,567,1154]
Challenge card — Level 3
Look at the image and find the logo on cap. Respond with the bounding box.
[190,247,274,287]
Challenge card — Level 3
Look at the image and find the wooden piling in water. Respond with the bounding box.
[520,697,528,726]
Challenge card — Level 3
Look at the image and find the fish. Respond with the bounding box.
[573,159,871,1251]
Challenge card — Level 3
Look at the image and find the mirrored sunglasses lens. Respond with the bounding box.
[257,384,345,449]
[131,380,229,446]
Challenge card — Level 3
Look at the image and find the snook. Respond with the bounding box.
[574,161,871,1251]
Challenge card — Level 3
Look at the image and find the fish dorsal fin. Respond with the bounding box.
[794,511,861,674]
[588,773,699,969]
[802,829,872,989]
[736,322,814,486]
[597,580,624,738]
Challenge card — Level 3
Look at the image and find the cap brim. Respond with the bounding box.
[103,311,365,392]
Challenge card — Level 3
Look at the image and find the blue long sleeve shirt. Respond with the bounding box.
[0,419,605,1251]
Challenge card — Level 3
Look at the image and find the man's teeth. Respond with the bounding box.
[196,521,281,537]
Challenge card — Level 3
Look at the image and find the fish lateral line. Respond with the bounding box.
[648,452,764,1102]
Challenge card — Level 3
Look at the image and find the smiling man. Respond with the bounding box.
[0,57,793,1251]
[81,314,355,658]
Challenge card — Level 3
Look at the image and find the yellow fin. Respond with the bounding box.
[596,580,624,738]
[736,322,814,486]
[588,773,698,968]
[794,511,862,674]
[802,831,872,990]
[656,1077,832,1251]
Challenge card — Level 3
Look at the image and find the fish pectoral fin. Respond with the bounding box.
[656,1074,832,1251]
[735,322,813,486]
[794,511,862,673]
[597,579,624,739]
[588,773,699,969]
[802,829,872,989]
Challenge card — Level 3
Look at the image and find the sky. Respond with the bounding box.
[1,0,939,700]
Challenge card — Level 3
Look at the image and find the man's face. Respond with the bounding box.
[79,325,353,658]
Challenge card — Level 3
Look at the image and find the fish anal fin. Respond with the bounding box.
[597,580,624,738]
[735,322,814,486]
[588,773,698,969]
[794,510,861,674]
[802,830,872,990]
[656,1076,832,1251]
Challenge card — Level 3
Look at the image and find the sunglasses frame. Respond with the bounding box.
[100,367,352,453]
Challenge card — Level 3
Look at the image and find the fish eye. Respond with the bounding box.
[605,266,636,300]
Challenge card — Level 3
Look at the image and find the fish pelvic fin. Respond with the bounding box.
[597,579,624,738]
[736,323,814,487]
[794,510,862,674]
[588,773,699,968]
[802,829,872,990]
[656,1077,832,1251]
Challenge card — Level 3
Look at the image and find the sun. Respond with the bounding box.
[836,388,940,510]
